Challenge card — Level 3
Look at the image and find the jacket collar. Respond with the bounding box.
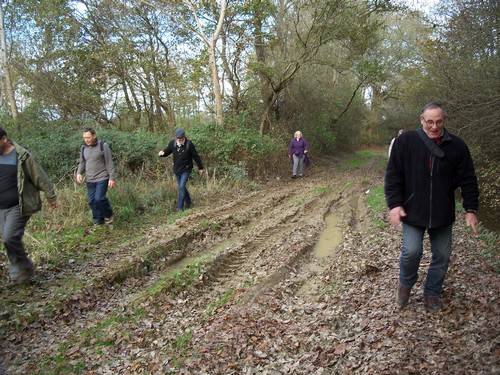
[13,142,29,161]
[441,128,452,143]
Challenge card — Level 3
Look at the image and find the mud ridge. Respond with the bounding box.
[6,156,458,374]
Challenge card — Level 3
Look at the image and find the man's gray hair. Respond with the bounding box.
[421,102,447,117]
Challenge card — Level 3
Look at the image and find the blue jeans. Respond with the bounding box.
[400,223,453,297]
[86,180,113,224]
[292,154,305,176]
[0,205,32,280]
[175,171,191,211]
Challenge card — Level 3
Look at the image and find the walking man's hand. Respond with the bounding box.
[466,213,479,235]
[389,206,406,227]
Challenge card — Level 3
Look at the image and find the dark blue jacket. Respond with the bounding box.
[385,129,478,229]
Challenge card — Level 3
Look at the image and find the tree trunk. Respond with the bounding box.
[121,80,141,128]
[185,0,226,127]
[209,41,224,126]
[253,12,271,132]
[220,31,241,116]
[0,0,18,118]
[259,91,278,135]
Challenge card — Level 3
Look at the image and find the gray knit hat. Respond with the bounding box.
[175,128,186,138]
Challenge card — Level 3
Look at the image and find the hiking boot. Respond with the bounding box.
[424,296,445,311]
[104,217,114,230]
[292,175,297,179]
[7,268,34,287]
[396,281,411,308]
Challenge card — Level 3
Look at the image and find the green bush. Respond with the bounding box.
[5,117,286,182]
[187,122,282,178]
[93,129,167,175]
[8,121,81,182]
[9,122,166,180]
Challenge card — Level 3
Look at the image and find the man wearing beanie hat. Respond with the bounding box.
[159,129,204,211]
[174,128,185,138]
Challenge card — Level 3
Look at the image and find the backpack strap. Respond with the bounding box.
[81,140,105,162]
[99,140,104,154]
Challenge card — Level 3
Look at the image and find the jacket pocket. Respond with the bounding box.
[21,181,42,216]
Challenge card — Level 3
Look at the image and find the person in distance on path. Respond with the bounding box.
[288,131,309,178]
[388,129,404,158]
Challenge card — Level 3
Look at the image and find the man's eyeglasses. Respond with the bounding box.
[422,118,444,127]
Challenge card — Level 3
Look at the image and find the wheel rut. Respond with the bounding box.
[2,169,375,373]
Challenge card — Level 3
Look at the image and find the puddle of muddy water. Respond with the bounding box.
[161,219,260,277]
[314,212,342,258]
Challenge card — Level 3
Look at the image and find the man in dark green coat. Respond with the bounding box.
[0,127,57,286]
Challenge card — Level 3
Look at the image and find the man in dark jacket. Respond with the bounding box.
[385,102,479,310]
[0,127,57,286]
[158,128,204,212]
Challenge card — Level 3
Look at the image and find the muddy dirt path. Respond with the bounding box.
[1,154,498,374]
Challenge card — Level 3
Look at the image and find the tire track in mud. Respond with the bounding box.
[199,185,345,296]
[3,182,309,321]
[124,178,348,304]
[127,178,365,373]
[1,171,372,373]
[2,179,335,320]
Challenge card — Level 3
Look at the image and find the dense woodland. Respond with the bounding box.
[0,0,498,213]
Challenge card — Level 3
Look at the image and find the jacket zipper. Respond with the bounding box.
[429,154,434,228]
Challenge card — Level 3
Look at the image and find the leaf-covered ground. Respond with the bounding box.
[0,152,498,374]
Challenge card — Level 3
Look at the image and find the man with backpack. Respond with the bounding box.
[76,127,116,227]
[158,128,204,212]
